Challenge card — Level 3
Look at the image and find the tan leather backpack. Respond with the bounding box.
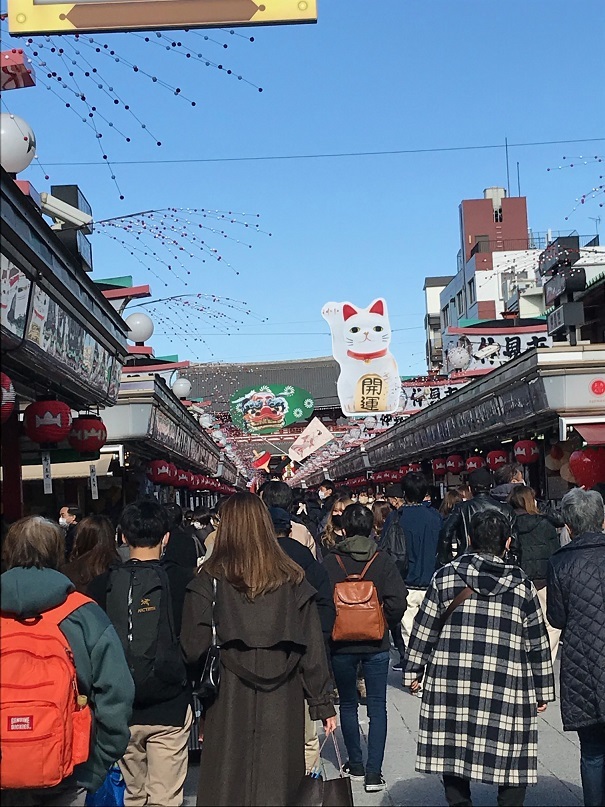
[331,554,386,642]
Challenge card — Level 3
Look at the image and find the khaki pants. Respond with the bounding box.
[401,588,428,647]
[304,706,320,773]
[119,705,193,807]
[536,584,561,665]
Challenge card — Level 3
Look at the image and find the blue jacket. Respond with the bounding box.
[398,503,442,588]
[547,531,605,731]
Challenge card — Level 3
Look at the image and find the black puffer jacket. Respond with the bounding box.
[515,512,560,581]
[437,493,517,566]
[547,532,605,730]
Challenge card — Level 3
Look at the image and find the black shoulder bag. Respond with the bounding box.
[194,576,221,703]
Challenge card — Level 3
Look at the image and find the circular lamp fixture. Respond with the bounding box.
[125,312,154,344]
[0,113,36,174]
[172,378,191,399]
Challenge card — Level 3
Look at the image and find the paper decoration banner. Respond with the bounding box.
[230,384,314,435]
[289,417,334,462]
[322,298,400,415]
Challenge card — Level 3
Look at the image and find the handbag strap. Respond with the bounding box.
[210,576,217,647]
[438,586,474,630]
[331,732,345,776]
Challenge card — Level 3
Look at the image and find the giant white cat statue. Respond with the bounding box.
[322,298,400,415]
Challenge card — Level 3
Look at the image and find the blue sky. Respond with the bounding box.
[3,0,604,375]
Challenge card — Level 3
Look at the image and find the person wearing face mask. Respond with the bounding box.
[318,479,336,511]
[59,505,82,560]
[320,494,353,558]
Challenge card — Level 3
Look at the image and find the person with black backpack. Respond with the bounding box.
[323,504,407,793]
[88,500,192,807]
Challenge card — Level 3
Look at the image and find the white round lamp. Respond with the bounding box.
[172,378,191,399]
[125,312,154,344]
[0,113,36,174]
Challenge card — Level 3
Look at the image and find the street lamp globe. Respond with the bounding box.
[0,114,36,174]
[172,378,191,399]
[125,312,154,343]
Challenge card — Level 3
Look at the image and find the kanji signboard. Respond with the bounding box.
[8,0,316,36]
[443,326,552,374]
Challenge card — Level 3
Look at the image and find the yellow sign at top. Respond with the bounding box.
[8,0,317,36]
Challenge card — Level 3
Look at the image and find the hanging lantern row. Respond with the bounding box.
[146,460,235,494]
[1,373,16,424]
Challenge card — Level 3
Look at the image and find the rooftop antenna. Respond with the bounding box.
[505,136,511,196]
[589,216,601,236]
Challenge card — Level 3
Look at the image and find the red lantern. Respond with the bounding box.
[68,415,107,453]
[466,456,485,472]
[174,469,189,488]
[486,450,508,470]
[147,460,171,485]
[408,463,421,473]
[432,458,447,477]
[446,455,464,474]
[514,440,540,465]
[374,472,384,483]
[186,471,196,489]
[569,448,605,488]
[167,463,178,484]
[24,400,72,445]
[1,373,16,424]
[399,465,410,478]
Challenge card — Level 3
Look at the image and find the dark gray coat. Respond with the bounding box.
[180,571,335,806]
[547,532,605,731]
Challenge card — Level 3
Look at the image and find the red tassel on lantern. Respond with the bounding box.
[432,458,447,477]
[466,456,485,472]
[446,454,464,474]
[487,450,508,470]
[1,373,16,424]
[514,440,540,464]
[569,448,605,488]
[68,415,107,453]
[24,400,72,445]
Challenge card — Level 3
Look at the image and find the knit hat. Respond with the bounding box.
[268,506,291,532]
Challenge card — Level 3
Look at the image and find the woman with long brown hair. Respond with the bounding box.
[180,492,336,807]
[61,515,120,593]
[320,492,354,555]
[507,485,561,662]
[439,489,463,518]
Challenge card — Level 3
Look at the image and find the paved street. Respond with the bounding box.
[184,656,582,806]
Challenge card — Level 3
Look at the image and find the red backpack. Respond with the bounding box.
[0,591,93,789]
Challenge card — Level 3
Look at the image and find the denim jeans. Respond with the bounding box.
[578,723,605,807]
[331,650,389,775]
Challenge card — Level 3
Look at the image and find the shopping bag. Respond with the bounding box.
[85,765,125,807]
[291,733,354,807]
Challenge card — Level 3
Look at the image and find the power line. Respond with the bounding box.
[154,326,425,336]
[43,137,605,166]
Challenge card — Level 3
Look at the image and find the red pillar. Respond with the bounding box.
[1,409,23,521]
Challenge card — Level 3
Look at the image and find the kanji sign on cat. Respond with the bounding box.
[8,0,316,36]
[322,298,400,416]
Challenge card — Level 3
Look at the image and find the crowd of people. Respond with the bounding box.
[0,466,603,807]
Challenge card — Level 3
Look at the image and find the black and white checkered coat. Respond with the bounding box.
[404,553,555,786]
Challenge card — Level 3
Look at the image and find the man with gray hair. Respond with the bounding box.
[547,488,605,807]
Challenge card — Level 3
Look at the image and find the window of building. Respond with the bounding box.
[468,277,476,304]
[442,305,449,327]
[494,208,503,223]
[457,290,464,315]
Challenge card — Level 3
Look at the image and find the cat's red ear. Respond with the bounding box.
[369,299,384,316]
[343,304,357,321]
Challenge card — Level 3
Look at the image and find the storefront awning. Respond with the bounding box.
[21,454,113,481]
[574,424,605,446]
